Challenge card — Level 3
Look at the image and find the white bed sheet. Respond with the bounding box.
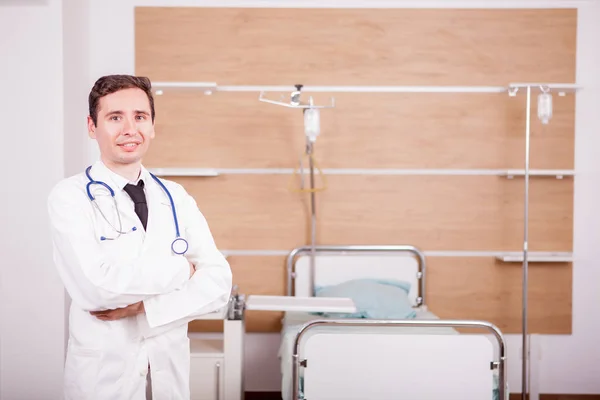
[277,307,460,400]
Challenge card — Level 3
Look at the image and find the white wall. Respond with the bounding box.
[62,0,91,177]
[0,0,66,398]
[61,0,93,356]
[537,0,600,393]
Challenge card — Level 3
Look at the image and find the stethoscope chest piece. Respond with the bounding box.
[171,237,189,255]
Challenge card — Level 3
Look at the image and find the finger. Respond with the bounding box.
[90,310,113,316]
[92,310,128,321]
[106,312,124,320]
[92,311,114,319]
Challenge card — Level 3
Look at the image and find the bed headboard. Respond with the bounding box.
[286,245,426,307]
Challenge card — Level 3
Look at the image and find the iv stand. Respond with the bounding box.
[306,137,317,294]
[259,85,334,295]
[523,85,532,400]
[508,82,578,400]
[507,83,536,400]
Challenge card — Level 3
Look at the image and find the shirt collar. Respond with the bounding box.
[92,161,151,191]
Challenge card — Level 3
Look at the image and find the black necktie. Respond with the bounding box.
[123,180,148,230]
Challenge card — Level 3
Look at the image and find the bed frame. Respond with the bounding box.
[282,244,508,400]
[286,244,426,306]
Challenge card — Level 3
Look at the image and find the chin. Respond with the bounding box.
[116,148,145,159]
[116,154,143,165]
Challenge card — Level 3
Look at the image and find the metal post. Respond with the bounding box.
[292,352,301,400]
[522,85,532,400]
[307,139,317,296]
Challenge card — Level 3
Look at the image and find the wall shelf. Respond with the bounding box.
[501,169,574,179]
[152,81,218,95]
[147,167,575,177]
[218,249,574,262]
[496,252,573,263]
[148,168,219,177]
[507,82,582,95]
[151,81,580,95]
[151,82,509,94]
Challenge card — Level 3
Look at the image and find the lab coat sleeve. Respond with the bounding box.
[48,181,191,311]
[141,186,232,330]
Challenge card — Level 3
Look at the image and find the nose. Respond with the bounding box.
[122,116,137,135]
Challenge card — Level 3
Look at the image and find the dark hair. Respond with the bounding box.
[88,74,155,126]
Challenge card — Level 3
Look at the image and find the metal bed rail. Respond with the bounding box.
[285,244,427,306]
[291,319,507,400]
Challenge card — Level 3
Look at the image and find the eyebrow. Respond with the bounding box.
[105,110,123,117]
[105,110,150,117]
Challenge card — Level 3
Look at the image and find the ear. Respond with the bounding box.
[87,116,96,139]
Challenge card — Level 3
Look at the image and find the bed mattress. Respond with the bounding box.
[277,307,467,400]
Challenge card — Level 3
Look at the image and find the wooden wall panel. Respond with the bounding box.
[175,175,573,252]
[135,8,576,85]
[135,6,576,335]
[190,255,572,334]
[145,92,575,170]
[427,257,572,334]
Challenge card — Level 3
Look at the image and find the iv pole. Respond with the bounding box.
[523,85,532,400]
[507,83,543,400]
[508,82,577,400]
[259,85,334,294]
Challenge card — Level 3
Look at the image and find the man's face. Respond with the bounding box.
[88,88,155,167]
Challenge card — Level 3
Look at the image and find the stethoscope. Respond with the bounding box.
[85,166,189,255]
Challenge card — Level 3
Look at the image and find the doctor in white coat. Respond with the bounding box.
[47,74,232,400]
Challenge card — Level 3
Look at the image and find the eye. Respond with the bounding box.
[110,115,121,121]
[136,115,146,120]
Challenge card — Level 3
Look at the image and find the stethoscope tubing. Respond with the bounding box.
[84,165,187,255]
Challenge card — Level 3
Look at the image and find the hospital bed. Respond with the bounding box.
[247,245,508,400]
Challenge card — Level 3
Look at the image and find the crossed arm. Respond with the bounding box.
[90,260,196,321]
[48,181,232,331]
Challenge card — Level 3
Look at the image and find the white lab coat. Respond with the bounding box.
[47,161,232,400]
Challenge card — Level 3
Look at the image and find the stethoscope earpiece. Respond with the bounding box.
[99,226,136,241]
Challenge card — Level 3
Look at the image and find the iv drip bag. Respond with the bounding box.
[304,108,320,142]
[538,92,553,124]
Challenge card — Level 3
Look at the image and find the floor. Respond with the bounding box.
[244,392,600,400]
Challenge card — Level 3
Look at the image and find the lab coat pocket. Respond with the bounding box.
[63,346,101,400]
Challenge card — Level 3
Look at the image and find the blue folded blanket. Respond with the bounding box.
[312,278,417,319]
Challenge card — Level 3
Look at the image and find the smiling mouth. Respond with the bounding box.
[118,142,141,151]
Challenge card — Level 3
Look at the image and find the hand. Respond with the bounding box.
[189,261,196,279]
[90,301,145,321]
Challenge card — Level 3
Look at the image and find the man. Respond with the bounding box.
[47,75,232,399]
